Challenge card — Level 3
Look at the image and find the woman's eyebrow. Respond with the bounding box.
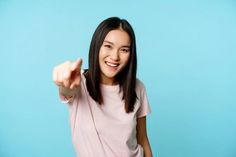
[103,40,114,45]
[104,40,130,48]
[122,45,130,48]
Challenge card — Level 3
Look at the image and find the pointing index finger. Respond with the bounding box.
[71,58,82,71]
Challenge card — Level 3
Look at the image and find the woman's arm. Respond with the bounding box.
[137,116,152,157]
[59,86,78,97]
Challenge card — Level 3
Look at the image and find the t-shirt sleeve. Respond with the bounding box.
[136,82,151,118]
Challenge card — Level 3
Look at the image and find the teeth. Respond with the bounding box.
[106,62,118,67]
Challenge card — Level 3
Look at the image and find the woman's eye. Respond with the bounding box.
[104,45,112,48]
[121,49,129,53]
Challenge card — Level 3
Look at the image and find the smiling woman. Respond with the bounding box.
[99,29,131,85]
[52,17,152,157]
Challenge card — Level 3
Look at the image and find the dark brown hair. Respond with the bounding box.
[84,17,137,113]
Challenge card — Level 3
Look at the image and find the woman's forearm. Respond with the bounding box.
[59,86,78,97]
[142,138,153,157]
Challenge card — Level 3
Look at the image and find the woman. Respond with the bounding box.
[53,17,152,157]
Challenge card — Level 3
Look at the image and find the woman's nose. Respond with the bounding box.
[110,50,119,61]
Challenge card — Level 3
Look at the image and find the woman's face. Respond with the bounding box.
[99,29,131,85]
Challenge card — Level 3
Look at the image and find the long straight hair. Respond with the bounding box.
[84,17,137,113]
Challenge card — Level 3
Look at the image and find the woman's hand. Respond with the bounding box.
[53,58,83,90]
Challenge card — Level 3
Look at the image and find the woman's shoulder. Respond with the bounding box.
[81,69,87,81]
[135,78,146,92]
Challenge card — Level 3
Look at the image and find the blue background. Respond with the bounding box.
[1,0,236,157]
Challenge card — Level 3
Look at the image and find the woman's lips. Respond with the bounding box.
[105,61,119,71]
[105,61,119,67]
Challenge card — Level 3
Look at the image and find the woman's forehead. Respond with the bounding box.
[103,29,131,46]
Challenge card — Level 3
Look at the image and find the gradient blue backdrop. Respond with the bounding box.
[1,0,236,157]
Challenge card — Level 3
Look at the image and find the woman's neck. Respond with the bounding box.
[100,76,118,85]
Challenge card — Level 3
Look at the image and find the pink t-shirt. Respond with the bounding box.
[60,73,151,157]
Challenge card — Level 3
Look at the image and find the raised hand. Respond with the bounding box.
[53,58,83,90]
